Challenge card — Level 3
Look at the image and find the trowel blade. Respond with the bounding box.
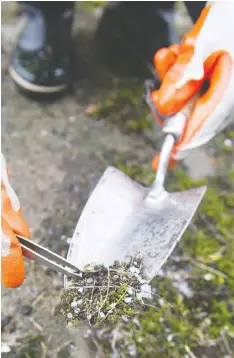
[67,166,206,282]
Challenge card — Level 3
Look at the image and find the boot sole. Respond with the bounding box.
[9,66,67,94]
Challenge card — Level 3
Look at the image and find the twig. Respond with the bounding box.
[91,268,111,322]
[220,329,234,356]
[181,256,228,279]
[184,345,198,358]
[87,280,96,323]
[100,268,110,310]
[32,291,46,308]
[140,300,159,311]
[29,317,43,332]
[99,292,127,324]
[191,259,228,279]
[132,286,175,310]
[55,340,72,355]
[40,341,48,358]
[69,285,121,289]
[198,214,228,245]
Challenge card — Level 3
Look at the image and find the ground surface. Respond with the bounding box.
[1,2,234,358]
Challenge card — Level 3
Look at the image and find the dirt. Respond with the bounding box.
[1,2,226,358]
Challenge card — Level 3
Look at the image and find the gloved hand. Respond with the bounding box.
[150,2,234,170]
[1,154,30,288]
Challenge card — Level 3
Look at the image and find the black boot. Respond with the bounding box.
[9,2,74,95]
[95,1,180,77]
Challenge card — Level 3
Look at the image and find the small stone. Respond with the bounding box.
[178,282,194,298]
[134,273,144,283]
[94,7,103,18]
[1,344,11,353]
[124,297,132,304]
[136,292,143,300]
[85,103,99,116]
[40,130,48,137]
[127,287,133,295]
[159,298,165,306]
[71,300,78,308]
[224,138,232,147]
[122,316,129,323]
[67,312,73,320]
[84,329,92,338]
[140,284,152,299]
[197,312,207,319]
[128,344,136,356]
[167,334,175,342]
[157,269,164,276]
[11,131,20,138]
[130,266,139,274]
[204,273,214,281]
[68,116,76,123]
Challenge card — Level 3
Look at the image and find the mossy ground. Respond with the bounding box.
[86,151,234,358]
[84,69,234,357]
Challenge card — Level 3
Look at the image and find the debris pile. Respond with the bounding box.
[59,259,152,328]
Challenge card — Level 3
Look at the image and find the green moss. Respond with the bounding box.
[91,79,153,135]
[77,1,107,11]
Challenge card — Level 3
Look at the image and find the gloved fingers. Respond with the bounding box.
[152,6,211,117]
[151,44,180,124]
[150,44,180,125]
[175,51,233,150]
[154,54,204,117]
[1,217,25,288]
[1,154,30,238]
[152,51,233,171]
[154,44,180,81]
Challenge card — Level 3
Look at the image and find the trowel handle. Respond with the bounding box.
[162,93,200,140]
[151,93,200,193]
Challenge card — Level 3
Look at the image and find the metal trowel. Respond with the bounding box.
[66,97,206,283]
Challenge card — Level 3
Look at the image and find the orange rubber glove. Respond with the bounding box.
[1,154,30,288]
[150,3,234,171]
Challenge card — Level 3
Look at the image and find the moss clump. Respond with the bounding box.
[90,79,153,135]
[59,260,151,328]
